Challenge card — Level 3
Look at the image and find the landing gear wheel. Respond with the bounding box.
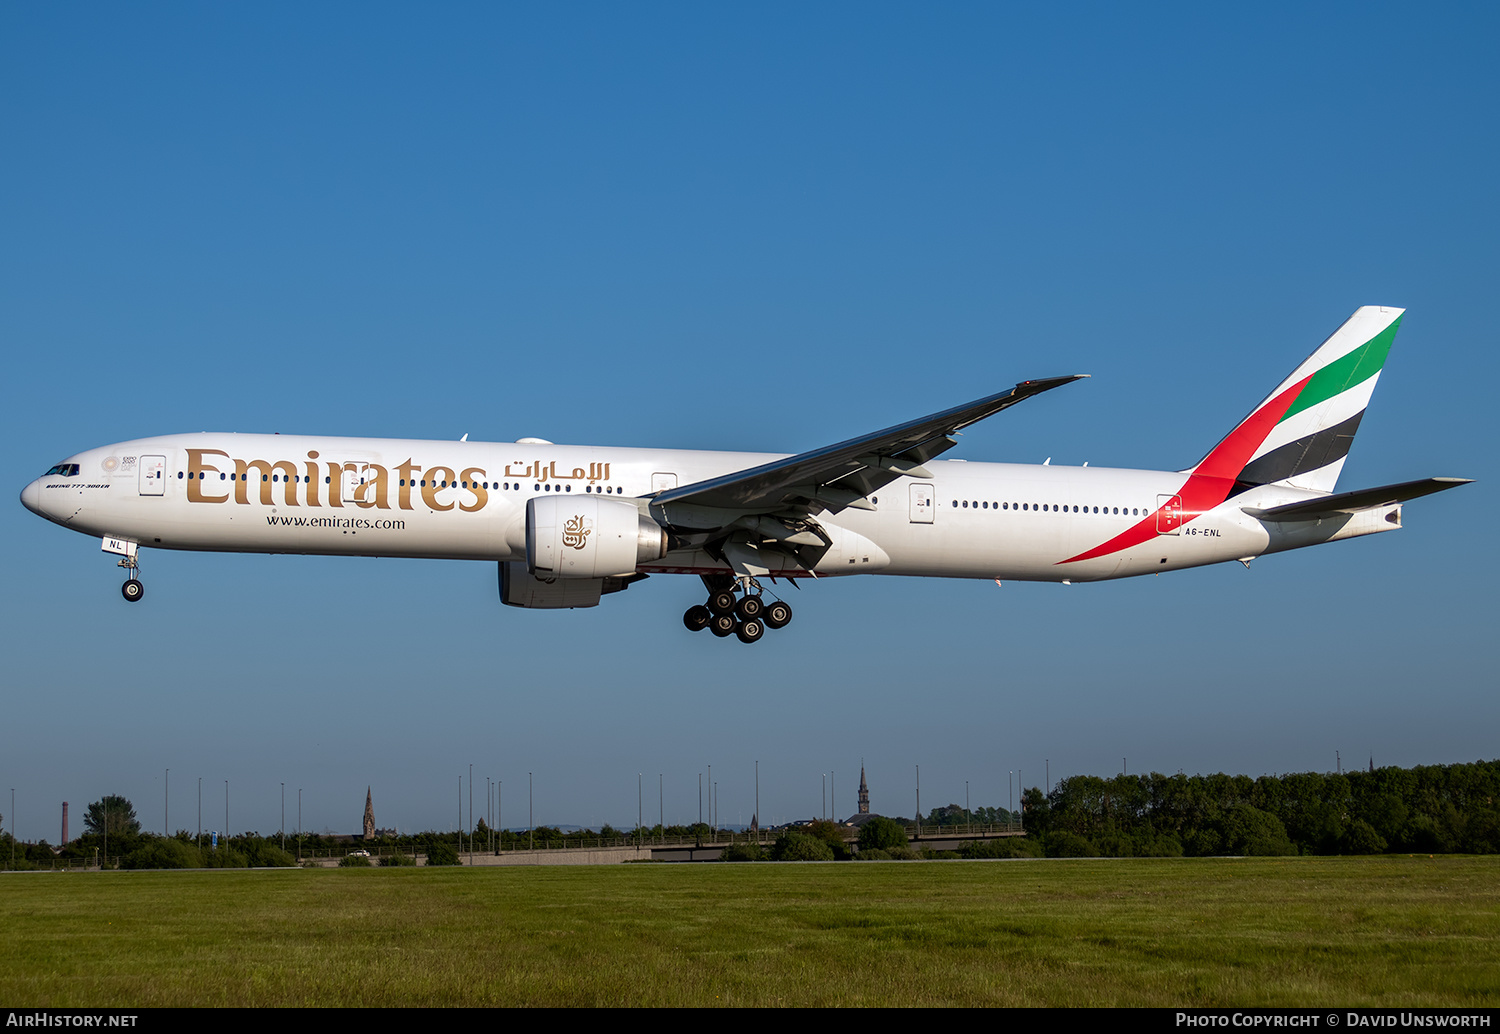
[710,613,737,637]
[122,579,144,603]
[683,605,711,632]
[764,600,792,629]
[735,618,765,644]
[735,595,764,621]
[708,590,738,616]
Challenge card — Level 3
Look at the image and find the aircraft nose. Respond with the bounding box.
[20,479,43,516]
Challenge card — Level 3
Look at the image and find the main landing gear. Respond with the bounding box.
[682,575,792,645]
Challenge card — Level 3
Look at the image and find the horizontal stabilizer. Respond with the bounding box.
[1242,477,1473,523]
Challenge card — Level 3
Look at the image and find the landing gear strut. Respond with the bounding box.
[118,551,145,603]
[682,575,791,644]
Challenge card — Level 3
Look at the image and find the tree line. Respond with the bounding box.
[3,759,1495,867]
[1016,759,1500,857]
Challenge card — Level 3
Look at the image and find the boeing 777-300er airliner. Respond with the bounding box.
[21,306,1471,644]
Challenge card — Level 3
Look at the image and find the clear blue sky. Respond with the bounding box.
[2,3,1494,839]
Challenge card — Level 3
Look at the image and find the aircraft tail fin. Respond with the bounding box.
[1189,306,1403,494]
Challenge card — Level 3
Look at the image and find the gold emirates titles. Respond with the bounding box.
[182,448,612,514]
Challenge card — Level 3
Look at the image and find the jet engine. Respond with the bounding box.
[526,495,668,579]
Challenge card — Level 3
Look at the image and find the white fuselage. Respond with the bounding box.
[20,432,1397,584]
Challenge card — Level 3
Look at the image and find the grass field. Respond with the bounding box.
[3,856,1497,1007]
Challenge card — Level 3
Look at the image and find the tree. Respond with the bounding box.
[805,820,852,859]
[426,841,460,866]
[857,817,907,852]
[771,831,834,862]
[84,796,140,837]
[121,839,204,870]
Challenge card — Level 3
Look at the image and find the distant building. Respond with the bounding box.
[362,787,376,840]
[847,765,882,827]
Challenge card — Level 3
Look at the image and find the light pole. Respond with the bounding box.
[224,781,229,846]
[164,769,169,836]
[528,772,533,852]
[197,777,202,850]
[297,789,302,861]
[280,783,285,852]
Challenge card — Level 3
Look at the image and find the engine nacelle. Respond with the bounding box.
[527,496,668,579]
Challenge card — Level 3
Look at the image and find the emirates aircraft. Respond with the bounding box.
[21,306,1469,644]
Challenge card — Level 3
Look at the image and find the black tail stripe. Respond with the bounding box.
[1237,411,1365,486]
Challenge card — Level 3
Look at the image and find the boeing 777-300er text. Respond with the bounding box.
[21,306,1471,643]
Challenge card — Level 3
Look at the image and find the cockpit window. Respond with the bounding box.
[43,464,80,477]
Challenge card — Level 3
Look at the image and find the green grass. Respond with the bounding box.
[3,856,1497,1006]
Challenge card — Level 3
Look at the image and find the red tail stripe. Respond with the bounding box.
[1059,374,1311,565]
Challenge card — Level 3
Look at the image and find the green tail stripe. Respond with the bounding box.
[1278,315,1400,424]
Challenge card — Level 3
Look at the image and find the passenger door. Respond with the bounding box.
[909,483,934,523]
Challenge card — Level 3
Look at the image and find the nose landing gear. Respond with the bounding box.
[106,539,146,604]
[682,575,791,644]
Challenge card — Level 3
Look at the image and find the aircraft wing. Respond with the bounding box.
[1242,477,1473,523]
[652,375,1087,522]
